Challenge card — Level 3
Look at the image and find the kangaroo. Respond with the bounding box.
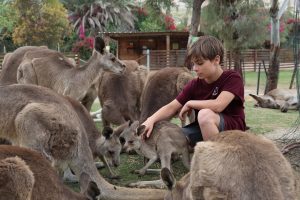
[65,96,123,178]
[16,37,126,110]
[249,89,298,112]
[0,156,35,200]
[0,84,166,200]
[161,130,296,200]
[0,145,100,200]
[98,65,148,127]
[139,67,194,125]
[0,46,48,85]
[120,120,190,189]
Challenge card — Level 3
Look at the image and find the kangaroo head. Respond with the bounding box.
[120,120,142,153]
[102,126,122,167]
[80,172,100,200]
[94,36,126,74]
[249,94,279,109]
[161,167,192,200]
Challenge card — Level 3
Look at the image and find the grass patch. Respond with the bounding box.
[244,70,295,92]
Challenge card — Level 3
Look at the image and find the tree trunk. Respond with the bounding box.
[187,0,206,48]
[233,49,243,77]
[267,45,280,92]
[185,0,205,69]
[267,0,280,93]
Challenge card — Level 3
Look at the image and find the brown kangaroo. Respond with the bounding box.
[16,37,126,111]
[161,130,296,200]
[0,145,99,200]
[0,156,35,200]
[0,84,166,200]
[65,96,123,178]
[249,89,298,112]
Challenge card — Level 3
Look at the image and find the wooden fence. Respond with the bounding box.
[0,49,295,71]
[144,49,295,71]
[148,50,186,69]
[225,49,295,71]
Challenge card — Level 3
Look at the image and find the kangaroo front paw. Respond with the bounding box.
[109,174,121,179]
[134,169,146,176]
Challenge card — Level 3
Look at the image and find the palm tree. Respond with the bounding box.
[61,0,136,35]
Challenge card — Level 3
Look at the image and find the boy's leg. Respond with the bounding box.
[182,121,203,148]
[198,109,224,141]
[182,109,225,146]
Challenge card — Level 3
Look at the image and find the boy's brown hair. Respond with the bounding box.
[187,35,224,65]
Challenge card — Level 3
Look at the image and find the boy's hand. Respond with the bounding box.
[179,103,192,121]
[141,118,154,140]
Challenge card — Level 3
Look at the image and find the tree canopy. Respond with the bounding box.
[9,0,71,48]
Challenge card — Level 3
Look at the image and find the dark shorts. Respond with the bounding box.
[182,114,225,147]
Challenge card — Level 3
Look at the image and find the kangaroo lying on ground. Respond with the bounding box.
[0,84,166,200]
[161,130,296,200]
[0,156,35,200]
[0,145,100,200]
[249,88,298,112]
[120,120,190,189]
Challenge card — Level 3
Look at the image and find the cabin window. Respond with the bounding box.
[172,43,179,50]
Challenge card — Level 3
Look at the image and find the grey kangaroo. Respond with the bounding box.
[120,120,190,188]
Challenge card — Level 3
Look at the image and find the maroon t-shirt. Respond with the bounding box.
[176,70,246,131]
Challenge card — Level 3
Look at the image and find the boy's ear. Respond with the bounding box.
[214,55,220,64]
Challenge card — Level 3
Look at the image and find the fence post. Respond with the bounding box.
[146,49,150,72]
[257,62,261,95]
[254,50,257,72]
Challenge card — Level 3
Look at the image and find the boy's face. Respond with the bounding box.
[192,56,220,80]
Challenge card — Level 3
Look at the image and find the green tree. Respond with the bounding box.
[0,2,17,51]
[201,0,267,76]
[132,0,177,32]
[63,0,136,35]
[11,0,71,48]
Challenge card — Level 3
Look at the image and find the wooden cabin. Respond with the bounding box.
[102,31,191,69]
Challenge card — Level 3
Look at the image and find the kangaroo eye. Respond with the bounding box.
[119,137,125,144]
[128,141,134,144]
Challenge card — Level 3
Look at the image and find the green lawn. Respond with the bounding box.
[244,70,299,134]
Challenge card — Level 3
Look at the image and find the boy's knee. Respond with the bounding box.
[197,109,215,125]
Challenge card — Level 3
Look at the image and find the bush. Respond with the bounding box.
[72,37,94,60]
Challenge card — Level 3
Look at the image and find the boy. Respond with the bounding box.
[142,35,246,146]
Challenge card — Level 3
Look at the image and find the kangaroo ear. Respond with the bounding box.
[85,181,100,200]
[94,36,105,54]
[136,125,146,136]
[0,138,12,145]
[114,121,130,137]
[161,167,176,190]
[80,172,100,200]
[249,94,264,103]
[102,126,113,139]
